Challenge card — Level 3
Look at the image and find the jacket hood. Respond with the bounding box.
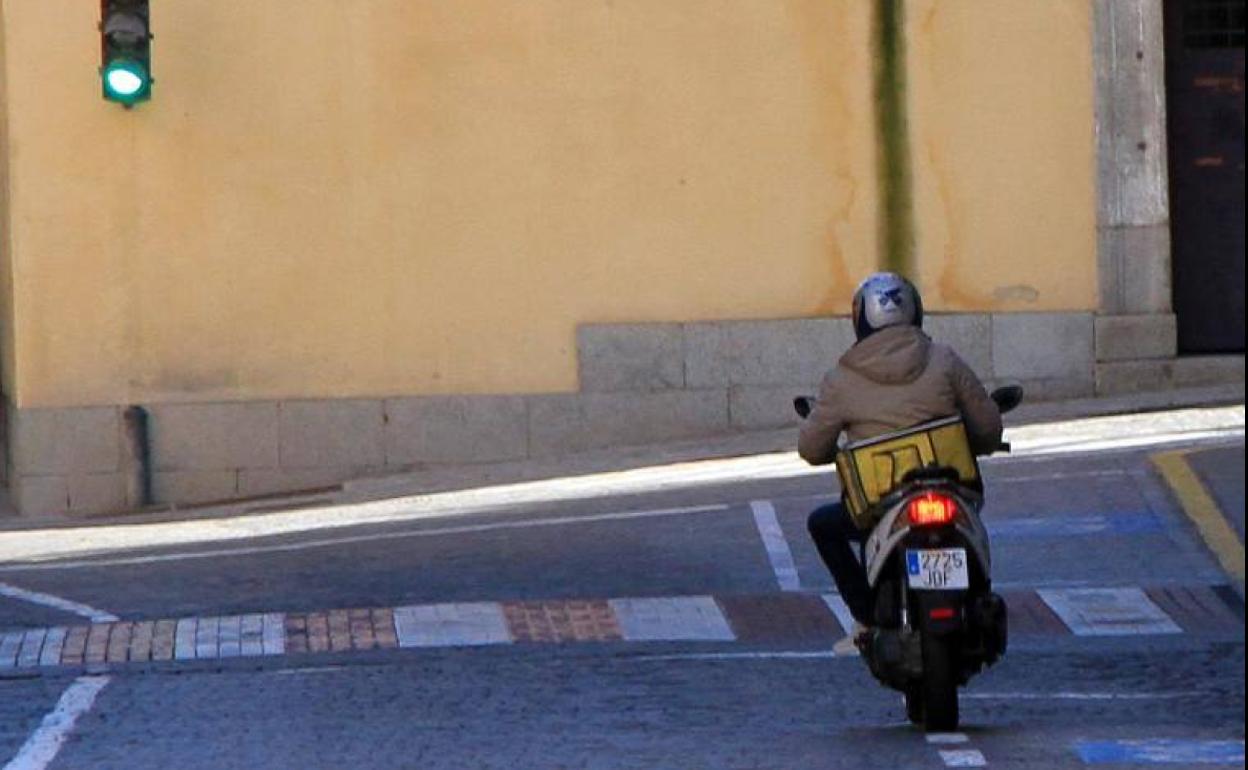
[839,325,932,385]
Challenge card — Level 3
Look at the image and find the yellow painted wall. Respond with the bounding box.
[0,0,1095,409]
[908,0,1098,310]
[0,6,15,400]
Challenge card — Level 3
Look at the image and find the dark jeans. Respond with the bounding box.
[807,501,872,625]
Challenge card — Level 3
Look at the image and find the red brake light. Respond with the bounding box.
[907,491,957,527]
[929,607,957,620]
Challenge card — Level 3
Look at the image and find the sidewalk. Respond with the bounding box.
[1,383,1243,532]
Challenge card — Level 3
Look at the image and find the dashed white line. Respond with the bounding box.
[0,582,118,622]
[939,749,987,767]
[926,733,970,745]
[750,500,802,591]
[1,675,110,770]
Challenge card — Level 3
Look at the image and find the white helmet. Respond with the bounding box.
[851,272,924,341]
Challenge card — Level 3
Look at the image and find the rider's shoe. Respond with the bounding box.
[833,622,872,656]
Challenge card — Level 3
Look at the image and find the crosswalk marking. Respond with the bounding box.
[1038,587,1182,636]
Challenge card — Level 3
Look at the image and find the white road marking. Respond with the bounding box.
[2,675,110,770]
[821,594,858,638]
[963,691,1205,701]
[610,597,736,642]
[37,628,67,667]
[620,651,839,663]
[262,613,286,656]
[927,733,970,744]
[939,749,987,767]
[0,582,118,622]
[1038,587,1182,636]
[0,503,730,572]
[393,602,512,648]
[750,500,802,591]
[174,617,197,660]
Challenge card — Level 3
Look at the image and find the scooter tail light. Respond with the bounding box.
[929,607,957,620]
[907,491,958,527]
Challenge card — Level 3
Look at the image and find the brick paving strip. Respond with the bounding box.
[0,585,1240,673]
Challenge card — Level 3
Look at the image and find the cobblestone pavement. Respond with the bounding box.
[0,430,1243,769]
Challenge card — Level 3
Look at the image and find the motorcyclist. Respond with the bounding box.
[799,272,1003,649]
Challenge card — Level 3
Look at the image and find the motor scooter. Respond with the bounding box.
[794,385,1022,731]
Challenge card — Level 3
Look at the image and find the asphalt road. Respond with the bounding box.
[0,419,1243,769]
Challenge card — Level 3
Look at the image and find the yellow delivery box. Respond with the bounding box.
[835,415,979,529]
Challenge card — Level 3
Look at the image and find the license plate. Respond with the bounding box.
[906,548,969,590]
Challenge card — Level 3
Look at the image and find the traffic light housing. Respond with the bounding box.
[100,0,152,106]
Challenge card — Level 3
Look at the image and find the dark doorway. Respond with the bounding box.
[1164,0,1245,353]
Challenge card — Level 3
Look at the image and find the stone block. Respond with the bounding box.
[152,471,240,506]
[279,400,385,469]
[684,318,855,388]
[1096,360,1175,396]
[1172,355,1246,388]
[1097,225,1172,314]
[992,313,1095,381]
[148,402,280,472]
[11,475,70,518]
[10,407,120,475]
[385,396,529,465]
[924,314,993,381]
[577,324,684,392]
[1095,314,1177,361]
[237,467,363,498]
[527,390,728,457]
[729,386,806,431]
[1093,0,1169,229]
[67,474,128,516]
[1013,376,1097,402]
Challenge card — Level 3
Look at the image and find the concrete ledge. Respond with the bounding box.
[385,396,529,465]
[238,467,369,499]
[10,407,121,476]
[150,402,279,472]
[683,318,856,388]
[527,390,728,457]
[1097,355,1245,396]
[993,313,1095,381]
[153,470,241,506]
[925,314,993,381]
[578,324,684,392]
[279,400,385,470]
[10,473,127,518]
[729,385,807,431]
[1096,313,1177,362]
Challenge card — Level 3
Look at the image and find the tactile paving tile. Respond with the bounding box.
[718,593,843,643]
[1000,590,1070,635]
[393,602,513,647]
[1037,587,1181,636]
[503,600,622,643]
[608,596,735,642]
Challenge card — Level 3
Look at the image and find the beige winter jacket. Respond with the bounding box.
[798,325,1003,465]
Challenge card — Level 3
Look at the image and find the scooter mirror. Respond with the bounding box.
[793,396,814,419]
[990,385,1024,414]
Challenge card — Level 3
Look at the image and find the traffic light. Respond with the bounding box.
[100,0,152,106]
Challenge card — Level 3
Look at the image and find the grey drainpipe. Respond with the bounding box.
[123,405,152,508]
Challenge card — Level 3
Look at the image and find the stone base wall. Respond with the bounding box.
[6,311,1244,518]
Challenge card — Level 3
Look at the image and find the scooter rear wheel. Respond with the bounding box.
[920,633,960,732]
[904,685,924,725]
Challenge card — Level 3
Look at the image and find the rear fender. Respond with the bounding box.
[911,590,967,637]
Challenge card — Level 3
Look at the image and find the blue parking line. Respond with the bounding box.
[1075,739,1245,765]
[989,513,1165,540]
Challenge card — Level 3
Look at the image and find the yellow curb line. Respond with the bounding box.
[1151,449,1245,590]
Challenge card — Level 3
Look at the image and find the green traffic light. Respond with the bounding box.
[102,58,151,104]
